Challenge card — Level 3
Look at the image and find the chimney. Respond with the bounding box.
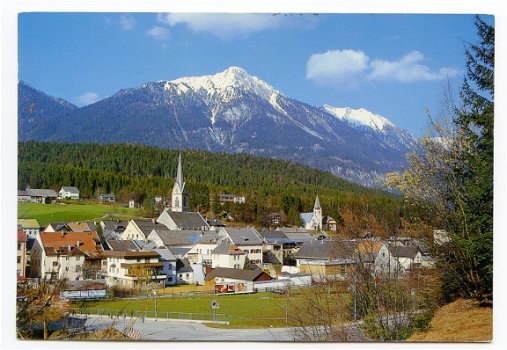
[68,244,71,252]
[76,240,80,247]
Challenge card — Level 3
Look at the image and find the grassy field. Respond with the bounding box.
[72,292,296,328]
[409,299,493,342]
[18,202,143,225]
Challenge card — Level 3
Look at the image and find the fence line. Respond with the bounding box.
[69,308,285,323]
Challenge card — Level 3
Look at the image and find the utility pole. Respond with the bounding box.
[153,289,158,321]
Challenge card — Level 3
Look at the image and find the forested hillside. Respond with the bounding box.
[18,141,407,230]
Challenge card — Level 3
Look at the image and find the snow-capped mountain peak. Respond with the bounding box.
[165,66,279,100]
[323,105,395,132]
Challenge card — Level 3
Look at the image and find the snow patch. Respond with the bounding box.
[323,105,395,132]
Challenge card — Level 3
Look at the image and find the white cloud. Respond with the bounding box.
[306,50,369,86]
[78,92,99,106]
[369,51,460,82]
[156,13,282,39]
[306,49,460,87]
[146,26,170,41]
[119,14,136,31]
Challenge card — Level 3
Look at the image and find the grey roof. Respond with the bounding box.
[205,267,268,282]
[388,246,420,258]
[259,230,293,244]
[212,240,246,255]
[412,239,431,255]
[26,188,58,197]
[101,220,127,233]
[220,227,263,246]
[153,248,177,261]
[164,211,209,230]
[295,239,358,263]
[105,239,139,251]
[277,227,313,243]
[133,220,166,235]
[176,258,193,273]
[61,186,79,193]
[168,246,192,258]
[197,231,220,244]
[151,228,204,246]
[18,190,29,196]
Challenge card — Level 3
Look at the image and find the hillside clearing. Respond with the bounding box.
[409,299,492,342]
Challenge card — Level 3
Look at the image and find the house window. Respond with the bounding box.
[53,262,58,267]
[17,257,21,263]
[17,243,21,250]
[186,273,189,278]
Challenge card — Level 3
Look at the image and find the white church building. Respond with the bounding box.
[300,195,323,231]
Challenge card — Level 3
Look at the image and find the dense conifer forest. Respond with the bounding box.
[18,141,408,230]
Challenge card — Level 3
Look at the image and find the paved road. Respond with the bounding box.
[85,316,295,341]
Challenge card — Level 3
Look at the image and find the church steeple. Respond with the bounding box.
[171,152,188,212]
[176,152,184,188]
[313,194,321,211]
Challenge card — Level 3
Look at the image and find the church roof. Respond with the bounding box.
[300,212,313,225]
[314,195,321,210]
[176,152,184,188]
[163,211,209,230]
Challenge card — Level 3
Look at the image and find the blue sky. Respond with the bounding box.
[18,13,492,135]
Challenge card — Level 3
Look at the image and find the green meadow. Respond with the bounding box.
[18,202,142,225]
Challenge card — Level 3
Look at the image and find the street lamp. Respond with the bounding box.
[153,289,158,321]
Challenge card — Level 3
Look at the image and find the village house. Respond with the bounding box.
[186,231,220,266]
[98,193,116,203]
[31,231,103,281]
[206,218,226,230]
[259,230,286,265]
[387,246,422,273]
[217,227,264,268]
[132,240,178,286]
[101,250,166,289]
[295,239,358,279]
[17,227,28,278]
[211,240,247,269]
[44,222,72,233]
[100,220,128,240]
[175,258,194,284]
[218,194,246,204]
[322,216,338,232]
[356,240,391,273]
[205,267,271,293]
[18,188,58,204]
[120,219,166,240]
[58,186,80,200]
[18,219,40,238]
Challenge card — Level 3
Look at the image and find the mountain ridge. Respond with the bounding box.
[18,67,417,187]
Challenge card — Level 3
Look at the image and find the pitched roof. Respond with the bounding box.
[205,267,269,282]
[151,228,203,246]
[300,212,314,225]
[18,190,29,196]
[40,231,103,257]
[197,231,220,244]
[212,240,246,255]
[61,186,79,193]
[68,222,96,232]
[259,230,293,244]
[220,227,263,246]
[63,280,107,291]
[295,239,358,263]
[176,258,193,273]
[206,218,225,227]
[101,220,128,231]
[17,219,40,229]
[276,227,313,242]
[105,239,139,251]
[388,246,420,259]
[26,188,58,197]
[153,248,177,261]
[163,211,209,230]
[167,246,192,258]
[132,220,166,235]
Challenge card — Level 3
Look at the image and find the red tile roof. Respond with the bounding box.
[40,231,103,257]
